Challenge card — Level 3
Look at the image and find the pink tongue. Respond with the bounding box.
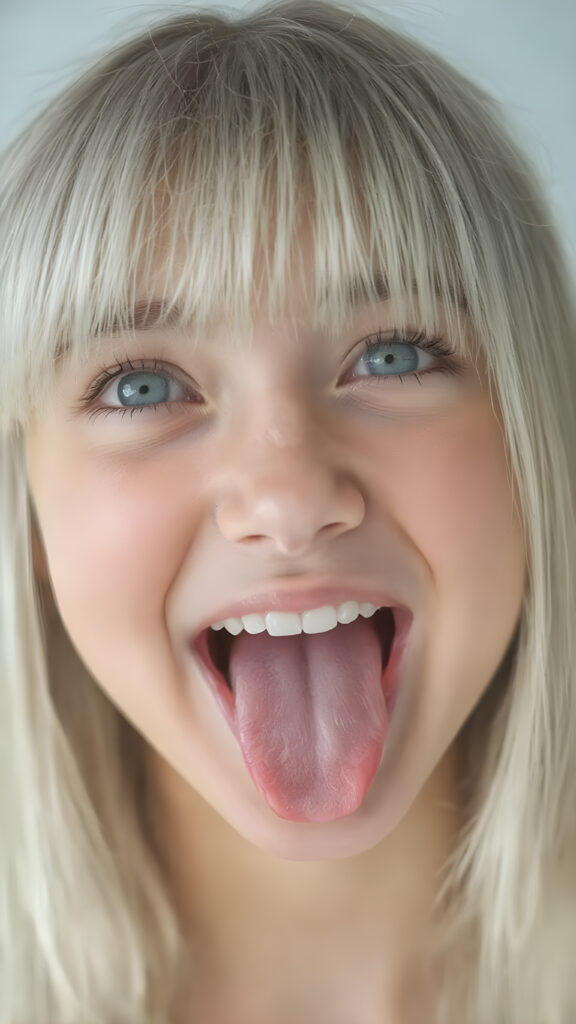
[228,617,388,823]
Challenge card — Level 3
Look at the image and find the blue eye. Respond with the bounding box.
[78,358,200,421]
[348,329,459,385]
[357,341,422,377]
[112,371,174,407]
[78,329,462,424]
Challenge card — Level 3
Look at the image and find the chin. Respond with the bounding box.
[222,783,407,861]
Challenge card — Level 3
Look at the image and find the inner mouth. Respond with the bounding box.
[206,607,396,691]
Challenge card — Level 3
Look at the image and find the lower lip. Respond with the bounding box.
[192,609,412,746]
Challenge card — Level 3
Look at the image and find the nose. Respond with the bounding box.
[213,403,366,557]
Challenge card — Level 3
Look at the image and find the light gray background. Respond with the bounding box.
[1,0,575,280]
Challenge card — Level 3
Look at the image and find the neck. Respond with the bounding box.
[144,744,464,1024]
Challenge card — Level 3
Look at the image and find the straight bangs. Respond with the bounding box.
[0,0,523,434]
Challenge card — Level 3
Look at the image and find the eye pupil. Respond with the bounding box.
[117,371,171,406]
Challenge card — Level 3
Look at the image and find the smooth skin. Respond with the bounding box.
[26,238,526,1022]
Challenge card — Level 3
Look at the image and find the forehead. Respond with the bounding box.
[95,272,469,341]
[100,191,464,318]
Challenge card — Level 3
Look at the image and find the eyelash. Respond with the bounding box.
[77,329,461,422]
[77,357,198,423]
[356,328,460,386]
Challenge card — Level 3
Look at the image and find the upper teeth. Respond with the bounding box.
[210,601,380,637]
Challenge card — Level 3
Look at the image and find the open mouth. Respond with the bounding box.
[192,605,410,822]
[203,606,396,691]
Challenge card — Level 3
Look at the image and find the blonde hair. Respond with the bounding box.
[1,1,576,1020]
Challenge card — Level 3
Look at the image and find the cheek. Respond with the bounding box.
[33,455,200,637]
[367,407,524,579]
[364,406,525,664]
[408,417,525,613]
[385,412,526,730]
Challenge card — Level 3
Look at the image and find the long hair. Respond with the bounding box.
[1,2,575,1020]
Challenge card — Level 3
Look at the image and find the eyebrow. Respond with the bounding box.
[96,272,465,337]
[95,301,183,336]
[342,272,467,311]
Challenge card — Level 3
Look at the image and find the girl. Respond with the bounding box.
[1,1,575,1021]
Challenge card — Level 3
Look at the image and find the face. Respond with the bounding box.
[25,243,526,861]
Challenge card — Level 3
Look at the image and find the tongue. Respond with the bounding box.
[228,617,388,823]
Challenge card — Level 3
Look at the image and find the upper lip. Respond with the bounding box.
[190,580,414,640]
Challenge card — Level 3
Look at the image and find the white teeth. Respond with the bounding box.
[359,602,377,617]
[222,617,243,635]
[209,600,380,638]
[337,601,360,624]
[266,612,302,636]
[302,606,338,634]
[241,613,267,634]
